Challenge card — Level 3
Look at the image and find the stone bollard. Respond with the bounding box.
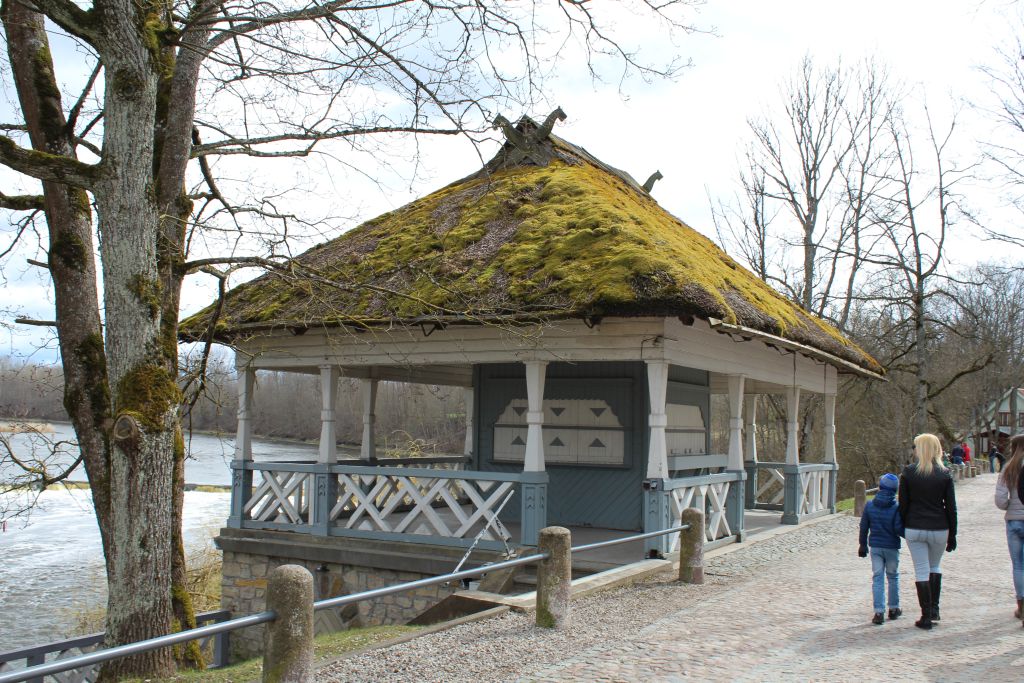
[263,564,314,683]
[678,508,705,584]
[536,526,572,629]
[853,480,867,517]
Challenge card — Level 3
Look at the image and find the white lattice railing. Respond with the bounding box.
[330,466,516,542]
[799,466,831,515]
[665,472,743,550]
[246,467,313,524]
[752,464,785,506]
[239,462,522,547]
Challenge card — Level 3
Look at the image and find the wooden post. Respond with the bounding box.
[678,508,705,584]
[263,565,313,683]
[854,480,867,517]
[536,526,571,629]
[785,386,801,465]
[229,366,255,529]
[523,361,548,472]
[744,397,758,509]
[727,375,745,471]
[360,378,378,461]
[319,365,339,464]
[463,386,474,457]
[645,360,670,479]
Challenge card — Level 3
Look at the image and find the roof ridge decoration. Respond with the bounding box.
[491,106,567,168]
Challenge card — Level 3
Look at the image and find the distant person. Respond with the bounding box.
[900,433,957,630]
[994,434,1024,625]
[858,473,904,624]
[950,442,965,466]
[990,444,1005,473]
[962,442,972,465]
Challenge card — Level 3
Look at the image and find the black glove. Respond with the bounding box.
[858,545,868,558]
[946,536,957,552]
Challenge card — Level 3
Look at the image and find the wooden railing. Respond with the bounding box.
[663,471,744,550]
[232,459,529,550]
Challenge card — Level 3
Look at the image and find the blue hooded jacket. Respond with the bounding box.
[859,486,904,550]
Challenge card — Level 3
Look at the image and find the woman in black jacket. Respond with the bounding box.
[899,433,957,630]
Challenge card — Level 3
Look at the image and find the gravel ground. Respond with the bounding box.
[319,504,881,682]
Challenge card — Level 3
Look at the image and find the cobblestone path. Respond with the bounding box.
[319,474,1024,682]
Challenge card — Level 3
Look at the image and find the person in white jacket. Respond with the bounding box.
[994,434,1024,625]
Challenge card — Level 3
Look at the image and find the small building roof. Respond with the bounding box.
[180,112,882,376]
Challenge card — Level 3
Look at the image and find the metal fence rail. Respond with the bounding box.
[0,523,691,683]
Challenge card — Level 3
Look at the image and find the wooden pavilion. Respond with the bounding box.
[180,110,883,643]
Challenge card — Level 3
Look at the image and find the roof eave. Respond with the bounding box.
[706,317,885,381]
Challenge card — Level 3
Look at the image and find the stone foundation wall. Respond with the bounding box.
[220,547,457,661]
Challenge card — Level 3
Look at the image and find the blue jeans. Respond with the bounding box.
[905,528,947,581]
[870,547,900,612]
[1007,520,1024,599]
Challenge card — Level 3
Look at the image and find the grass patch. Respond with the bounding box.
[124,624,422,682]
[835,494,875,513]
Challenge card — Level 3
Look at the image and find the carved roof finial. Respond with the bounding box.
[642,170,663,193]
[491,107,568,168]
[535,106,567,140]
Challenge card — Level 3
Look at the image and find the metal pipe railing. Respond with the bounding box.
[0,522,691,683]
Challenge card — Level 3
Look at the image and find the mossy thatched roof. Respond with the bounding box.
[179,116,882,376]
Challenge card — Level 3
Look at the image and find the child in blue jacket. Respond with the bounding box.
[858,473,905,624]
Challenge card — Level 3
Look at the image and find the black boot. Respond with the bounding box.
[915,581,933,630]
[929,573,942,621]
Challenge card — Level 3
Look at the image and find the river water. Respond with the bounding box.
[0,422,317,652]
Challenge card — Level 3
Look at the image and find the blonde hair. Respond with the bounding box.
[913,433,944,475]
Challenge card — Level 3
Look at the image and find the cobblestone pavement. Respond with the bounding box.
[318,475,1024,682]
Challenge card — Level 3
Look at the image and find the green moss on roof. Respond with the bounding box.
[180,137,880,374]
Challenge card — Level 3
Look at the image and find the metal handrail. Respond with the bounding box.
[0,522,691,683]
[571,524,690,554]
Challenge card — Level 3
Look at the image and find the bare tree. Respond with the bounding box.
[858,105,982,436]
[0,0,702,677]
[716,57,897,328]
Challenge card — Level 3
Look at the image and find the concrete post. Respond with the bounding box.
[536,526,572,629]
[263,565,314,683]
[853,480,866,517]
[678,508,705,584]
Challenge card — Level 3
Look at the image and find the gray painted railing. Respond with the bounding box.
[0,524,690,683]
[0,610,231,683]
[745,461,838,524]
[231,459,548,547]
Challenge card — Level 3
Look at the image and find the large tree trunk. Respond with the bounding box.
[94,46,180,683]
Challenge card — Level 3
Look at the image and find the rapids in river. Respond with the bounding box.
[0,422,316,652]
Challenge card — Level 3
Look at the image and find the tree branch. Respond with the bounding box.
[0,191,44,210]
[26,0,98,44]
[0,136,101,188]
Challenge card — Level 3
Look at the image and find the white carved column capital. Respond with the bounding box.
[727,374,745,471]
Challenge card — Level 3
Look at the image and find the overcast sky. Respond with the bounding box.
[2,0,1022,362]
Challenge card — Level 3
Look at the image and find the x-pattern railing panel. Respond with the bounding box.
[330,472,514,540]
[668,480,733,549]
[754,465,785,505]
[245,469,311,524]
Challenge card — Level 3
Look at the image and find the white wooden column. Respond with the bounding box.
[360,378,378,461]
[646,360,670,479]
[523,361,548,472]
[727,375,745,471]
[823,393,837,464]
[462,387,474,457]
[319,365,339,464]
[234,366,255,462]
[744,396,758,464]
[786,386,801,465]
